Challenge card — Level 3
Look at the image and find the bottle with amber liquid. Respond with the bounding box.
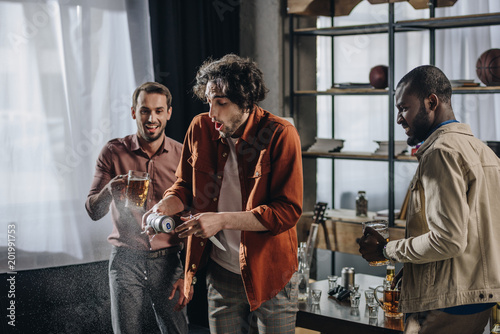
[492,303,500,334]
[355,191,368,217]
[386,264,396,283]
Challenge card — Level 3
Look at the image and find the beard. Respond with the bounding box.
[138,123,165,143]
[407,103,431,146]
[218,112,248,138]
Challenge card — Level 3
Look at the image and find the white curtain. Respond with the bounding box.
[316,0,500,211]
[0,0,154,272]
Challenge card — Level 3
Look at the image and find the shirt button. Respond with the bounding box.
[489,294,493,299]
[222,152,228,158]
[200,241,205,247]
[213,197,217,202]
[479,293,485,299]
[191,264,197,270]
[255,171,260,177]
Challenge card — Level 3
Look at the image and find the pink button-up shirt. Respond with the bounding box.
[86,134,182,250]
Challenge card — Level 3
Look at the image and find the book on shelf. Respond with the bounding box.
[307,138,344,153]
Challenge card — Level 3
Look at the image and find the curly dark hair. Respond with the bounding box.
[193,54,269,111]
[397,65,452,105]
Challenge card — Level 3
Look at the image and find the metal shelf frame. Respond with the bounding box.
[289,1,500,227]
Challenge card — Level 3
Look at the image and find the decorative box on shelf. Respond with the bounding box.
[297,209,405,254]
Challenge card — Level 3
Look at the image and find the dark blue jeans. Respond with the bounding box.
[109,246,188,334]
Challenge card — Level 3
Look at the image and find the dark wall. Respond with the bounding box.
[149,0,241,143]
[148,1,240,326]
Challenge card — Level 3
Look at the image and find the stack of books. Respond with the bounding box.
[373,141,408,155]
[307,138,345,153]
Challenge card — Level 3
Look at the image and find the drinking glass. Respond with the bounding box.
[125,170,150,208]
[311,289,322,305]
[327,275,338,291]
[362,220,390,266]
[374,280,403,319]
[364,289,375,305]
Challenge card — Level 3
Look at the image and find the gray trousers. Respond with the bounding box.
[404,307,492,334]
[206,260,299,334]
[109,246,188,334]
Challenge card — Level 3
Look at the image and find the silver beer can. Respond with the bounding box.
[341,267,355,289]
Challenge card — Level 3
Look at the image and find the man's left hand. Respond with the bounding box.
[358,226,388,263]
[175,213,222,239]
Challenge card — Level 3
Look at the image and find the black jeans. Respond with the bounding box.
[109,246,188,334]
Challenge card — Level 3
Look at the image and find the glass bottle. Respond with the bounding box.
[386,264,396,283]
[492,303,500,334]
[356,191,368,217]
[297,242,310,301]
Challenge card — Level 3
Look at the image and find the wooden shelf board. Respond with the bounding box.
[295,86,500,96]
[303,151,418,162]
[452,86,500,94]
[395,13,500,30]
[295,89,388,95]
[294,22,389,36]
[292,13,500,37]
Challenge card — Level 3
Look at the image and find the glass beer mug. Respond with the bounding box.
[125,170,150,208]
[362,220,390,266]
[374,279,403,319]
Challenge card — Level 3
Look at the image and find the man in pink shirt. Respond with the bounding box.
[86,82,188,333]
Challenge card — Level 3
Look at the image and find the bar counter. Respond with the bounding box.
[296,273,404,333]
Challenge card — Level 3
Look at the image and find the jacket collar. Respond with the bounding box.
[415,122,473,159]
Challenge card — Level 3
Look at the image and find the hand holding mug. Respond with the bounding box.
[358,223,389,266]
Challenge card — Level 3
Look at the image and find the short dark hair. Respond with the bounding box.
[132,82,172,109]
[397,65,452,104]
[193,54,269,111]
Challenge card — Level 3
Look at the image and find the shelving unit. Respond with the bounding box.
[289,1,500,227]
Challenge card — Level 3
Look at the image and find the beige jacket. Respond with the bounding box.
[385,123,500,313]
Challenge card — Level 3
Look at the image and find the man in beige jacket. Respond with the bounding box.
[359,65,500,334]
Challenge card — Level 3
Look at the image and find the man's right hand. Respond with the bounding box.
[141,195,185,234]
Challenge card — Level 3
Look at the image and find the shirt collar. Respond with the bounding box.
[130,133,169,156]
[420,120,459,144]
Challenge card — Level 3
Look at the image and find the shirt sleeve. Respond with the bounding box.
[85,143,115,218]
[250,124,304,235]
[386,149,469,263]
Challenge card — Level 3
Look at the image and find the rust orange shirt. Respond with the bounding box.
[86,134,182,250]
[165,106,303,311]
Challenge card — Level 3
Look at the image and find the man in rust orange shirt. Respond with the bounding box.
[149,54,303,333]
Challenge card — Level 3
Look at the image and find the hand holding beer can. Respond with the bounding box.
[146,213,175,234]
[125,170,150,208]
